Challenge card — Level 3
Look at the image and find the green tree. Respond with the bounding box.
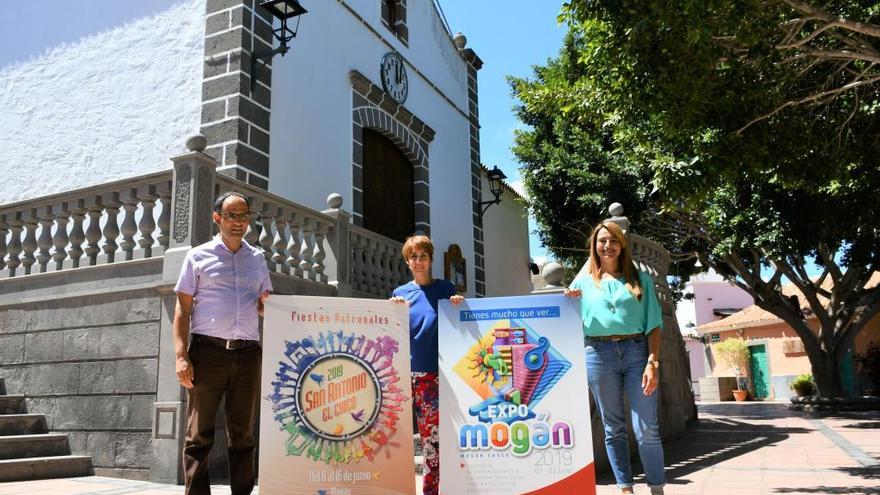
[714,339,751,391]
[512,0,880,398]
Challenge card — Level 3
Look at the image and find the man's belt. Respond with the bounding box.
[192,333,259,350]
[585,333,643,343]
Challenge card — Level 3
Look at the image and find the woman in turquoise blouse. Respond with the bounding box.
[566,221,666,495]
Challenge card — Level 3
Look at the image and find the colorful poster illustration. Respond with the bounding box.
[438,294,595,495]
[259,296,415,495]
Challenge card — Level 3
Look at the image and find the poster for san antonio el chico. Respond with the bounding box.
[438,294,595,495]
[259,296,415,495]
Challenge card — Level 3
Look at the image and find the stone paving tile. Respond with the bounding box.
[2,402,877,495]
[594,401,879,495]
[0,475,430,495]
[0,478,229,495]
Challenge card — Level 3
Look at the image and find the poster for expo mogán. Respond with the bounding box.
[438,294,595,495]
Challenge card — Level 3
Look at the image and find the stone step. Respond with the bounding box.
[0,414,48,436]
[0,434,71,460]
[0,455,93,482]
[0,395,26,414]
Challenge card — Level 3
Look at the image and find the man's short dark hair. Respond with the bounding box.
[214,191,251,213]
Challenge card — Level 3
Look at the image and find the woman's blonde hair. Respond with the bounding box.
[402,235,434,261]
[587,221,643,299]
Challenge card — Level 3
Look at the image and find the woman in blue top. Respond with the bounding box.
[566,221,666,495]
[390,235,463,495]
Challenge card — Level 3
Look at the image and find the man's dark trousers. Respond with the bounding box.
[183,339,261,495]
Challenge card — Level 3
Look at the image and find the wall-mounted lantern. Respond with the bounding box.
[479,165,507,217]
[250,0,308,90]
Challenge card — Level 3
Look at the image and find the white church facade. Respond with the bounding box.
[0,0,531,482]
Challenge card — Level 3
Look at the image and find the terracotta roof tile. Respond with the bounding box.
[697,272,880,333]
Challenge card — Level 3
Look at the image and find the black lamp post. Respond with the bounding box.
[478,165,508,217]
[251,0,308,90]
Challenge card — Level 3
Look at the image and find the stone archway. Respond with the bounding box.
[349,70,434,236]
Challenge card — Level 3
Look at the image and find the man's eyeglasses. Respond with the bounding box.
[218,212,252,221]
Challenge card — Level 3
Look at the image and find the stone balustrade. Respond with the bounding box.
[629,233,673,303]
[629,233,671,279]
[214,175,333,284]
[0,138,409,299]
[348,225,409,297]
[0,171,173,279]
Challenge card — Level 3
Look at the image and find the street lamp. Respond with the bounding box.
[478,165,508,217]
[250,0,308,90]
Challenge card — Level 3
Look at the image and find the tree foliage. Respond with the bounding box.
[511,0,880,397]
[714,338,751,390]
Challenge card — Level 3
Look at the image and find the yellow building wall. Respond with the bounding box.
[708,322,816,379]
[708,312,880,395]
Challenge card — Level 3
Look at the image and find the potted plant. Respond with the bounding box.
[789,374,814,397]
[714,338,750,401]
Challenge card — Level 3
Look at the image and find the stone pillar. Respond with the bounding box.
[605,202,631,232]
[201,0,274,189]
[161,136,218,283]
[151,136,217,483]
[323,193,353,297]
[456,34,486,297]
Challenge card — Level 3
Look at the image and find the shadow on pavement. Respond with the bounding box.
[835,466,880,480]
[841,421,880,429]
[596,411,810,486]
[696,402,794,420]
[773,486,879,494]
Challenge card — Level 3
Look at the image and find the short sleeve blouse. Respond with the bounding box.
[569,270,663,337]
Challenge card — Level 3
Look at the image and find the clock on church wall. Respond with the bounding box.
[380,52,408,104]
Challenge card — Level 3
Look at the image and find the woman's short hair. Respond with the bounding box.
[402,235,434,260]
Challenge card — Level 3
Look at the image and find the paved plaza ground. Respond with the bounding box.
[1,401,877,495]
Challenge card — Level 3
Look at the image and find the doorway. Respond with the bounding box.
[749,344,770,399]
[361,129,415,242]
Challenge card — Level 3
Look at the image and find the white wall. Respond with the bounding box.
[0,0,205,204]
[675,270,753,396]
[481,175,531,296]
[691,271,754,326]
[268,1,475,294]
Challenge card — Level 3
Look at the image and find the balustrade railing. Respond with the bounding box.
[349,225,408,297]
[1,139,417,298]
[214,175,333,284]
[0,171,173,278]
[630,233,671,280]
[630,233,673,304]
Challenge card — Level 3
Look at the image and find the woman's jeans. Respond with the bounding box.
[585,337,666,489]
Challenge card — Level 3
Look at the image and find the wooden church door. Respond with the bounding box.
[362,129,415,242]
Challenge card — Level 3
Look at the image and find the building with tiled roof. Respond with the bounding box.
[698,273,880,400]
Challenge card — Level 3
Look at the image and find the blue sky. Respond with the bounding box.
[0,0,567,261]
[439,1,567,262]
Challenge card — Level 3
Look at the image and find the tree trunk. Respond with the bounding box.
[808,347,843,398]
[753,293,845,398]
